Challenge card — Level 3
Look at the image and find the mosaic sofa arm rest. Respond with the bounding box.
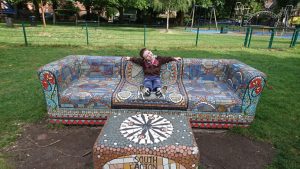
[37,55,81,113]
[226,60,267,115]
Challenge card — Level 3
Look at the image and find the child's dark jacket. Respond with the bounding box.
[129,56,175,76]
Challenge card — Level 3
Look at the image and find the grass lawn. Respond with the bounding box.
[0,24,299,169]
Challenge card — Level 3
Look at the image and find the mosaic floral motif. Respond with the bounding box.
[249,77,263,95]
[39,70,59,112]
[42,72,55,90]
[226,62,267,116]
[120,114,173,145]
[242,76,266,115]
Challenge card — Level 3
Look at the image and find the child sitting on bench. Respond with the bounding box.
[125,48,181,98]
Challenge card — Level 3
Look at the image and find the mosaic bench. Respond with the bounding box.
[38,55,267,128]
[93,113,200,169]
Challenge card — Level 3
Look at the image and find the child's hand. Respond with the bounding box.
[125,57,131,61]
[174,57,181,61]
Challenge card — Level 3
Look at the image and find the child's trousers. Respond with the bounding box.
[143,75,162,91]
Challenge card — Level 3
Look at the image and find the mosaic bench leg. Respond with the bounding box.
[93,113,200,169]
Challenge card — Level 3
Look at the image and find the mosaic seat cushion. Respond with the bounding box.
[184,81,242,112]
[51,56,123,109]
[60,77,120,109]
[111,58,188,110]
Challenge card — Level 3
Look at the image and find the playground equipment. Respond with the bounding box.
[289,7,300,47]
[208,6,218,31]
[240,1,299,48]
[234,2,250,27]
[289,7,300,26]
[244,10,279,27]
[281,5,294,28]
[186,2,218,30]
[244,4,297,29]
[234,0,296,31]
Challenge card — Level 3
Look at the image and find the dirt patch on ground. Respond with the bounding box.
[2,123,275,169]
[194,131,275,169]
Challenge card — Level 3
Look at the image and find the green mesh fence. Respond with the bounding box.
[0,23,297,49]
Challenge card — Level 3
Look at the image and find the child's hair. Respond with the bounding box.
[139,48,148,58]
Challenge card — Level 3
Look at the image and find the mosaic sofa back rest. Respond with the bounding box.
[80,56,122,79]
[39,55,81,93]
[182,59,231,82]
[124,60,179,86]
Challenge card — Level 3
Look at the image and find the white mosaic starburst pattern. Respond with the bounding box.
[120,114,173,145]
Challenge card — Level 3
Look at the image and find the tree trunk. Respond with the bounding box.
[166,9,169,32]
[191,4,195,28]
[176,11,184,26]
[118,7,124,23]
[147,8,155,25]
[136,9,143,24]
[40,0,46,27]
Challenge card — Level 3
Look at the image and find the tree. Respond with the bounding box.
[39,0,48,27]
[76,0,93,20]
[74,0,107,20]
[7,0,27,18]
[108,0,148,23]
[51,0,58,11]
[153,0,192,32]
[12,0,49,27]
[275,0,299,12]
[25,0,50,27]
[195,0,223,8]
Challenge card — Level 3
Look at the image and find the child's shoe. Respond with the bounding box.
[144,87,151,97]
[155,88,163,98]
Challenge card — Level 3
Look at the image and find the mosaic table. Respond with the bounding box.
[93,113,200,169]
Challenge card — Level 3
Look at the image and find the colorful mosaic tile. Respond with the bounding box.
[93,113,200,169]
[111,58,188,110]
[102,155,188,169]
[38,56,267,128]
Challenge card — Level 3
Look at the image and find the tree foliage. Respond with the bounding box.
[152,0,191,32]
[7,0,299,28]
[275,0,299,12]
[106,0,148,10]
[153,0,191,12]
[195,0,223,8]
